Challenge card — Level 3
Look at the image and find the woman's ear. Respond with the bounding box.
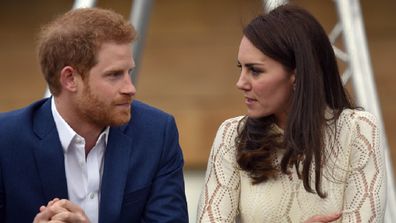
[59,66,78,92]
[291,69,296,90]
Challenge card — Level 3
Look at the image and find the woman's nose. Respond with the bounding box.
[236,72,250,91]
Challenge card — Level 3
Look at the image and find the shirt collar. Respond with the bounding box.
[51,97,110,152]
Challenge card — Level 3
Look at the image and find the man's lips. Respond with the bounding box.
[114,100,132,107]
[116,103,130,107]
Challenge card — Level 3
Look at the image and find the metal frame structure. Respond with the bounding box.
[72,0,96,9]
[264,0,395,222]
[333,2,396,221]
[129,0,155,84]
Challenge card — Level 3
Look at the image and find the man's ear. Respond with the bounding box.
[59,66,79,92]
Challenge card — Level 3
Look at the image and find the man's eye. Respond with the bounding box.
[108,72,123,78]
[128,69,134,76]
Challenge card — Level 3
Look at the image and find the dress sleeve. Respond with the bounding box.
[197,118,241,223]
[341,112,386,222]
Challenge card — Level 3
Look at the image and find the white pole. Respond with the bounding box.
[335,0,396,221]
[129,0,155,84]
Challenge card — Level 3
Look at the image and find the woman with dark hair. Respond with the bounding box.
[197,4,386,223]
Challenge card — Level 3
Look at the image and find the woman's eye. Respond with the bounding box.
[250,67,262,76]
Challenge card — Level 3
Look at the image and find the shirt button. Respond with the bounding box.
[89,192,95,199]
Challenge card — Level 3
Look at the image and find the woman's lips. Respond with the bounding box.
[244,97,257,105]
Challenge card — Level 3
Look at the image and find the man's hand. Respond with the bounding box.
[304,212,342,223]
[33,199,90,223]
[33,198,65,223]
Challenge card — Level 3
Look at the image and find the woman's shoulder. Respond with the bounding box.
[220,115,245,127]
[212,116,245,145]
[338,109,378,127]
[218,115,245,133]
[334,109,380,158]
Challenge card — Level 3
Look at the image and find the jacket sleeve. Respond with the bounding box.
[0,164,4,221]
[141,116,188,222]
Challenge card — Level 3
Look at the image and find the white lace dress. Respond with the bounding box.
[197,109,386,223]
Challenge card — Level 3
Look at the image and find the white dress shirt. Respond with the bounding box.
[51,97,109,223]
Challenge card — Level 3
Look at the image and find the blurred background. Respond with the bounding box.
[1,0,395,221]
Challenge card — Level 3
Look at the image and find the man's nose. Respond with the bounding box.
[121,74,136,96]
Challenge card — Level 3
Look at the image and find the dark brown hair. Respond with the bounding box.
[38,8,136,96]
[236,4,354,198]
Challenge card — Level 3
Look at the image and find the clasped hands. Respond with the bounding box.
[33,198,341,223]
[33,198,90,223]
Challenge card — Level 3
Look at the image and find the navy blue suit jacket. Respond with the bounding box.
[0,98,188,222]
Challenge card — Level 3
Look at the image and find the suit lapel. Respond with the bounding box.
[32,99,133,221]
[32,99,68,202]
[99,126,132,223]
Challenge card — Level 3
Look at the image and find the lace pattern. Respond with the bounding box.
[197,110,386,223]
